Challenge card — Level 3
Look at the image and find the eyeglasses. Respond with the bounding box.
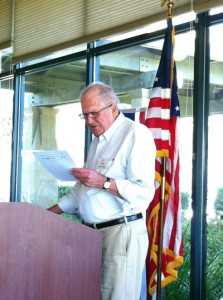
[79,104,113,120]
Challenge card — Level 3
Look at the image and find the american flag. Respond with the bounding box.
[140,17,184,297]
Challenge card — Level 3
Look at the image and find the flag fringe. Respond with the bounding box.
[149,252,184,296]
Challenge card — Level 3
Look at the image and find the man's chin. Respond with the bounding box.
[91,129,101,137]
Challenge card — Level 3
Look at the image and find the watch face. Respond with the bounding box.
[104,181,110,189]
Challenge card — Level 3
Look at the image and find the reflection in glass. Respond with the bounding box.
[21,61,86,211]
[0,48,13,74]
[0,80,13,201]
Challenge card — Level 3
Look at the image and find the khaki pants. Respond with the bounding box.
[100,217,149,300]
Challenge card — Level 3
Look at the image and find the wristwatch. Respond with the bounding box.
[103,177,111,189]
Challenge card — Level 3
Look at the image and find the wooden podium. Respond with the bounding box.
[0,203,102,300]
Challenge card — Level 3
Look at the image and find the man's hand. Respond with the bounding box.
[48,204,63,214]
[71,168,106,189]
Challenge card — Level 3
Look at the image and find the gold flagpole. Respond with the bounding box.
[156,156,167,300]
[156,2,174,300]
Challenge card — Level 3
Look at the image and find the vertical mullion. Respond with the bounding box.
[191,12,209,300]
[10,65,25,202]
[84,42,95,161]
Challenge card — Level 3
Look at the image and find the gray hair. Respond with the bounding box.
[80,82,119,106]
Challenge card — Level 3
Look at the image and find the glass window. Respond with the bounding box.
[207,23,223,300]
[23,44,87,67]
[21,60,86,216]
[0,79,13,201]
[0,48,13,74]
[210,5,223,15]
[98,29,194,298]
[100,12,195,46]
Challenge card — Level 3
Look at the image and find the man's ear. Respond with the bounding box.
[112,104,118,116]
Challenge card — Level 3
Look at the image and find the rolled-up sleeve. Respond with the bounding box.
[115,124,156,210]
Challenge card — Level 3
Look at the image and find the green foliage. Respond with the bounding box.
[181,192,190,211]
[58,185,73,200]
[165,216,223,300]
[165,218,190,300]
[206,218,223,300]
[214,186,223,214]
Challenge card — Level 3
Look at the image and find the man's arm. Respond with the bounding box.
[70,167,123,198]
[107,178,122,198]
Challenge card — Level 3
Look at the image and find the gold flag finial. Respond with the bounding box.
[160,0,174,17]
[167,0,174,17]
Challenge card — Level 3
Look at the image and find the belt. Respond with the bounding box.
[83,213,143,229]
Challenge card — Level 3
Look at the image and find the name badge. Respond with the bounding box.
[97,158,109,168]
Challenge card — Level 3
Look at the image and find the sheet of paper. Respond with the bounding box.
[33,150,77,182]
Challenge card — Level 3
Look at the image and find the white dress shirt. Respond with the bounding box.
[58,112,156,223]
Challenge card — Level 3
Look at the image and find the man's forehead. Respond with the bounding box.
[82,91,101,105]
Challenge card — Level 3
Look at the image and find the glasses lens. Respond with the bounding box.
[79,114,85,119]
[89,112,99,118]
[79,104,112,120]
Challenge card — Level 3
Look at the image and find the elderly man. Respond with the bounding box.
[48,82,156,300]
